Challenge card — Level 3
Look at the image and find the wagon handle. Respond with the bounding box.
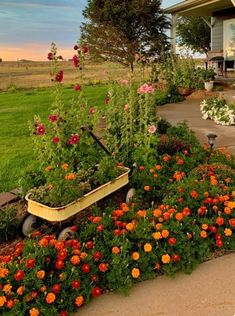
[81,126,111,156]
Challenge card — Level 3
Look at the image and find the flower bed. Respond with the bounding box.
[200,97,235,125]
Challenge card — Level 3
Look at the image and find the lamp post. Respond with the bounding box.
[207,133,217,150]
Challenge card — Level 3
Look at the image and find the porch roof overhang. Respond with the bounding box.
[165,0,234,16]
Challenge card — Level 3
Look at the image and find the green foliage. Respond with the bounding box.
[81,0,170,69]
[0,206,18,241]
[157,135,191,156]
[177,16,211,55]
[157,118,172,134]
[197,67,216,82]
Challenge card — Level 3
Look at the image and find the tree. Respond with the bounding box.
[176,16,210,56]
[81,0,170,71]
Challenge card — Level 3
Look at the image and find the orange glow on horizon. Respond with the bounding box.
[0,43,74,61]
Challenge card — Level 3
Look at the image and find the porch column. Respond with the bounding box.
[171,13,178,53]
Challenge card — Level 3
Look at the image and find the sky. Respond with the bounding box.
[0,0,179,61]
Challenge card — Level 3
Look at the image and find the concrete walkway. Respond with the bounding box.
[157,98,235,155]
[76,254,235,316]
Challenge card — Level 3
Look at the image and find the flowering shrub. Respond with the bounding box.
[200,97,235,125]
[25,43,121,207]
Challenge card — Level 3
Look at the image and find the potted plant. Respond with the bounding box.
[201,68,216,92]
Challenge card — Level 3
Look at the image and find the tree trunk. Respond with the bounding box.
[130,62,134,73]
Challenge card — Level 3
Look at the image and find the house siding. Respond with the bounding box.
[211,17,223,51]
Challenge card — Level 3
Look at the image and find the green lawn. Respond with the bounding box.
[0,85,108,192]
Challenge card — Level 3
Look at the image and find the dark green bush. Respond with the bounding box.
[157,135,191,155]
[0,207,18,241]
[157,118,172,134]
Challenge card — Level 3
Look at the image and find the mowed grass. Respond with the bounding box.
[0,85,108,192]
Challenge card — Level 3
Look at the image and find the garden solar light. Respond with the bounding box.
[207,133,217,149]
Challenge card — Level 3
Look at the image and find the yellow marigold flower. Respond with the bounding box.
[200,230,207,239]
[161,254,171,264]
[36,270,45,280]
[45,166,52,172]
[0,268,9,278]
[149,168,155,174]
[3,283,12,294]
[201,224,208,230]
[153,173,158,178]
[131,268,140,278]
[62,163,69,170]
[161,229,169,238]
[224,228,232,237]
[152,232,162,240]
[0,296,7,307]
[144,185,151,191]
[132,252,140,261]
[155,223,163,230]
[29,307,40,316]
[126,223,134,231]
[144,243,152,253]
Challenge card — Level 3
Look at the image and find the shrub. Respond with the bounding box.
[157,118,172,134]
[0,207,18,242]
[157,135,191,155]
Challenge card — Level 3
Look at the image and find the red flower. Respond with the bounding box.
[104,98,110,104]
[52,136,60,144]
[47,52,54,60]
[216,239,223,247]
[91,274,98,282]
[93,251,102,261]
[92,286,102,297]
[36,124,45,135]
[57,249,68,260]
[59,311,68,316]
[72,55,80,67]
[229,218,235,227]
[89,107,95,114]
[26,258,35,269]
[71,280,80,289]
[55,260,65,270]
[216,217,224,226]
[172,253,180,262]
[168,237,177,246]
[74,45,79,50]
[68,134,80,145]
[81,263,91,274]
[49,114,57,123]
[96,224,104,232]
[74,84,81,91]
[14,270,25,281]
[52,284,61,294]
[98,263,108,272]
[6,299,14,309]
[190,190,198,199]
[86,241,94,249]
[82,44,89,54]
[55,70,64,82]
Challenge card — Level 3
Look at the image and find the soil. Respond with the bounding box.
[186,90,218,100]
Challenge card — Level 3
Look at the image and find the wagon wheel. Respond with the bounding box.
[126,188,136,203]
[57,227,75,241]
[20,214,39,237]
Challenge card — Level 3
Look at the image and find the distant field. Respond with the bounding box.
[0,61,138,90]
[0,85,108,191]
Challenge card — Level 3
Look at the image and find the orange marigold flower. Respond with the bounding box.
[112,246,120,254]
[36,270,45,280]
[65,173,76,180]
[45,292,56,304]
[131,268,140,278]
[190,190,198,199]
[45,166,52,172]
[210,178,218,186]
[177,159,184,165]
[132,252,140,261]
[200,231,207,239]
[126,223,134,231]
[175,212,184,221]
[40,286,47,293]
[153,209,162,217]
[80,252,88,260]
[0,268,9,278]
[163,155,170,162]
[153,173,158,178]
[16,285,24,296]
[224,228,232,237]
[155,223,163,230]
[137,210,147,217]
[3,284,12,294]
[155,263,161,270]
[161,230,169,238]
[0,296,6,307]
[152,232,162,240]
[70,255,80,266]
[224,207,232,214]
[29,307,40,316]
[144,243,152,253]
[144,185,151,191]
[75,295,84,307]
[201,224,208,230]
[38,238,49,247]
[61,163,69,170]
[155,165,162,170]
[92,216,102,223]
[161,254,171,264]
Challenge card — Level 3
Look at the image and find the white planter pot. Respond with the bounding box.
[204,81,214,92]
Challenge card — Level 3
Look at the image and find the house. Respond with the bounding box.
[165,0,235,73]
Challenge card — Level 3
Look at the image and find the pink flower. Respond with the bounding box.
[49,115,57,123]
[137,83,155,94]
[55,71,63,82]
[124,104,129,112]
[148,125,157,134]
[68,134,80,145]
[89,107,95,114]
[36,124,45,135]
[72,55,79,67]
[82,44,89,54]
[52,136,60,144]
[74,84,81,91]
[119,79,129,86]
